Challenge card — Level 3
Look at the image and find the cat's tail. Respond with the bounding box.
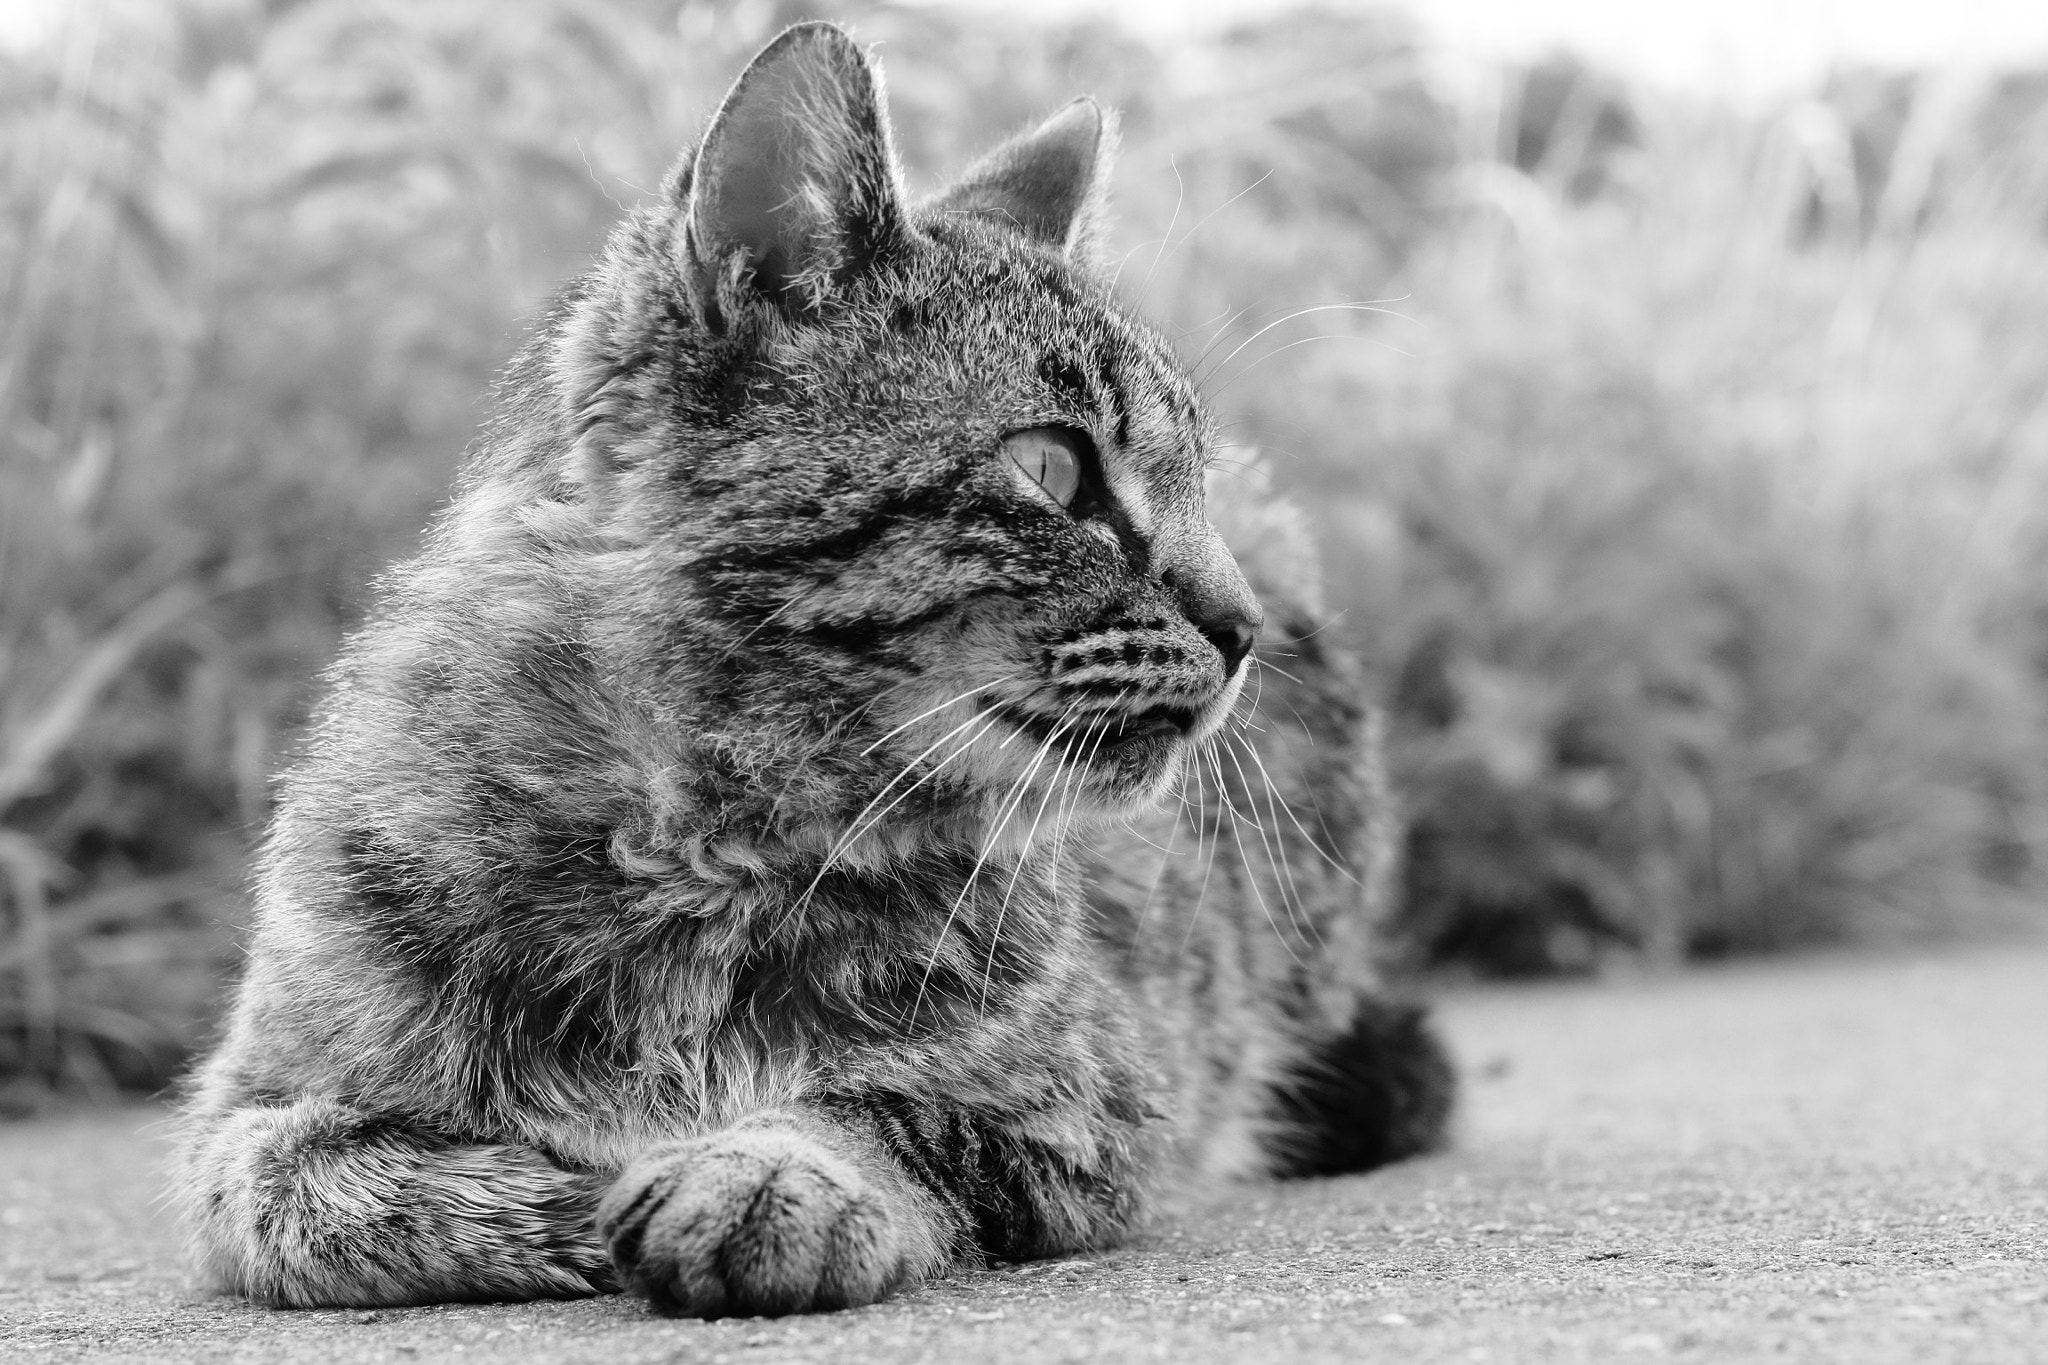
[1263,996,1456,1178]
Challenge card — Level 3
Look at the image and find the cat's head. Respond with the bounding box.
[558,23,1260,826]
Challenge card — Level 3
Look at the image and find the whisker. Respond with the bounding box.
[860,681,1002,757]
[1208,332,1412,400]
[1188,302,1262,371]
[979,723,1086,1011]
[856,714,1003,849]
[1229,669,1270,738]
[1264,691,1324,749]
[784,707,1001,930]
[1239,659,1314,740]
[912,714,1073,1024]
[1171,300,1247,348]
[1029,684,1128,912]
[1120,824,1180,855]
[1196,299,1415,384]
[1210,763,1269,835]
[1251,655,1305,687]
[1049,686,1132,887]
[1178,741,1223,954]
[996,688,1089,753]
[1218,732,1299,927]
[783,723,1003,944]
[1123,770,1184,963]
[827,707,997,864]
[1243,714,1366,890]
[1238,681,1368,889]
[1204,743,1302,964]
[1136,155,1186,298]
[1279,610,1349,644]
[1187,292,1406,375]
[1228,730,1324,947]
[1158,168,1274,274]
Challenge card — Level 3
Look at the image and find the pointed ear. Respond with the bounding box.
[678,23,909,325]
[932,98,1118,268]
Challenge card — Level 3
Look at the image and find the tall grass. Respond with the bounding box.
[1182,86,2048,972]
[3,0,2046,1099]
[0,0,728,1099]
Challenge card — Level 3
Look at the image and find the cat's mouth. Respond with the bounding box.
[1085,704,1198,751]
[999,701,1199,761]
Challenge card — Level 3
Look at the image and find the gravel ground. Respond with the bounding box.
[4,942,2044,1365]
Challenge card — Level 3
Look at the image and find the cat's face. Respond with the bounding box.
[575,26,1260,828]
[771,220,1262,820]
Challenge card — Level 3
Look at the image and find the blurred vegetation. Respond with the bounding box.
[4,0,2048,1101]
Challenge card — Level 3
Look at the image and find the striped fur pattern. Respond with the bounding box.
[173,24,1452,1317]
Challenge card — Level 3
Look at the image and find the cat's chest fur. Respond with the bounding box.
[273,721,1118,1145]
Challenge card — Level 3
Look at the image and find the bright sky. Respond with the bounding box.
[0,0,53,51]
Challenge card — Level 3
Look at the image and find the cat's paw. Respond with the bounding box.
[596,1126,920,1317]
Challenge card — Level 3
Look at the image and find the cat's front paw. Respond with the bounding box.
[597,1126,920,1317]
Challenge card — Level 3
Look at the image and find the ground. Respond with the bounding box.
[3,943,2044,1364]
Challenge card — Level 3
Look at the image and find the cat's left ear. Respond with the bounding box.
[933,98,1119,270]
[676,23,909,326]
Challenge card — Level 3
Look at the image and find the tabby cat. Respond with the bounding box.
[173,22,1453,1317]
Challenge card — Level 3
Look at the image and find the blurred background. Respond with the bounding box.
[5,0,2048,1108]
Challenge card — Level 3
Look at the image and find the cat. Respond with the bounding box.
[172,21,1453,1317]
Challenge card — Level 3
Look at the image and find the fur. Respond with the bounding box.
[174,23,1453,1317]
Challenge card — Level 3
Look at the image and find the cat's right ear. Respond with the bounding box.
[674,23,909,330]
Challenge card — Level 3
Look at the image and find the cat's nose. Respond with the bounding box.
[1163,563,1261,676]
[1161,527,1262,677]
[1197,611,1258,676]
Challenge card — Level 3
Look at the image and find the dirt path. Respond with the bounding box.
[4,944,2045,1364]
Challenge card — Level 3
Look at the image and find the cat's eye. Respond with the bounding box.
[1001,427,1088,510]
